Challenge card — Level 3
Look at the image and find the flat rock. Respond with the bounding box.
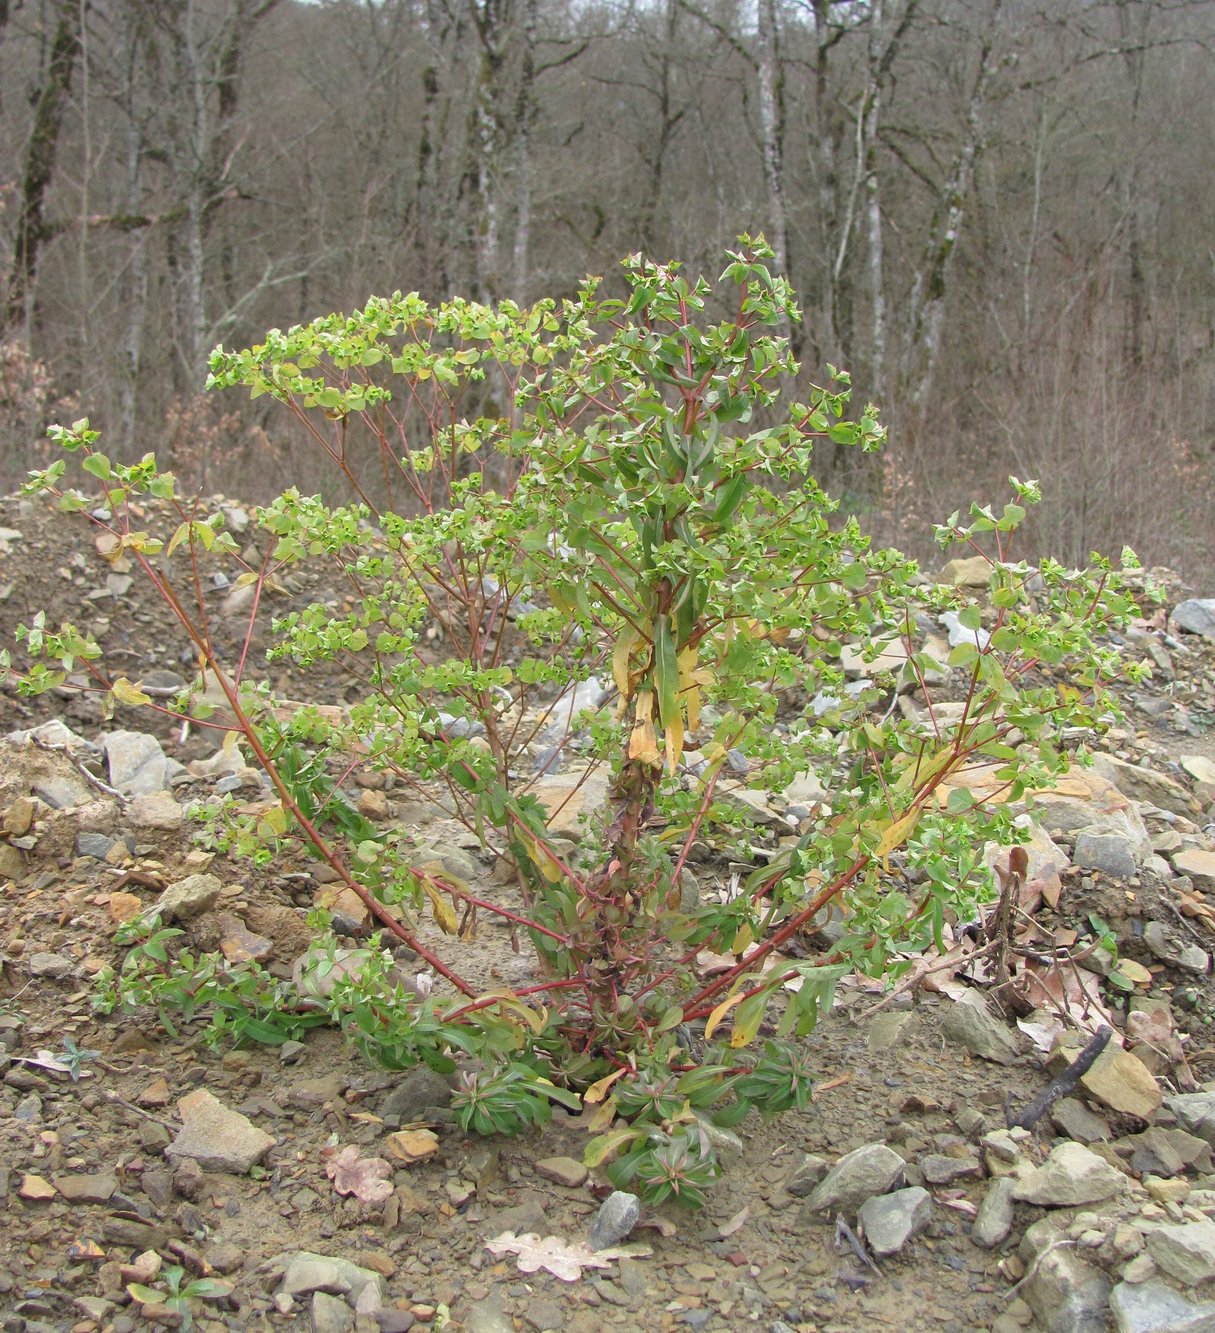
[27,951,73,978]
[155,872,222,923]
[534,1156,588,1189]
[530,770,611,837]
[1146,1221,1215,1285]
[52,1170,117,1203]
[1030,769,1152,857]
[799,1142,905,1219]
[941,989,1024,1065]
[972,1177,1017,1250]
[102,729,173,795]
[1090,753,1203,820]
[165,1088,275,1172]
[1173,849,1215,891]
[857,1186,932,1257]
[127,791,184,830]
[1080,1045,1163,1119]
[1172,599,1215,640]
[1012,1141,1127,1207]
[920,1152,983,1185]
[1144,921,1210,975]
[1166,1093,1215,1146]
[310,1291,354,1333]
[279,1252,386,1308]
[1110,1278,1215,1333]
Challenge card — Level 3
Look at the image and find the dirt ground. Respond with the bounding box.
[2,487,1215,1333]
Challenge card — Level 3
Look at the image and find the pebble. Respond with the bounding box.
[155,871,223,922]
[534,1156,588,1189]
[26,951,73,978]
[1073,829,1138,877]
[1144,921,1211,975]
[102,729,173,795]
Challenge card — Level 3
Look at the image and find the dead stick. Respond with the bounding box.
[1004,1026,1113,1130]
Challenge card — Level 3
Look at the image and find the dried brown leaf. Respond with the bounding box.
[323,1144,394,1204]
[484,1231,651,1282]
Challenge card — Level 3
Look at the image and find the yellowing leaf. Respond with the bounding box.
[629,716,661,766]
[663,714,684,775]
[729,991,768,1048]
[111,676,152,708]
[611,623,642,698]
[423,883,459,934]
[873,807,921,871]
[704,986,748,1042]
[166,521,191,557]
[583,1067,628,1104]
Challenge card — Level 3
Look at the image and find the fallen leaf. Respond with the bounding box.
[323,1144,394,1204]
[384,1129,439,1163]
[485,1231,650,1282]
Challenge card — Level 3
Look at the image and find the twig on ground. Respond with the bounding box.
[835,1214,882,1277]
[1004,1025,1113,1130]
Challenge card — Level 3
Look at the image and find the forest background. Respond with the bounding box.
[1,0,1212,578]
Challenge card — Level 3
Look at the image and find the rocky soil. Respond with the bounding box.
[3,490,1215,1333]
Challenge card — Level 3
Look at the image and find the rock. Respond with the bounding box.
[128,791,184,830]
[1144,921,1210,975]
[798,1143,905,1219]
[1173,849,1215,892]
[1080,1046,1163,1119]
[76,832,117,859]
[2,795,36,836]
[781,1153,830,1197]
[972,1177,1017,1250]
[18,1174,57,1200]
[379,1067,453,1122]
[1024,1246,1112,1333]
[279,1252,386,1308]
[165,1088,275,1172]
[27,951,72,978]
[155,872,222,923]
[1166,1093,1215,1146]
[938,556,992,587]
[1109,1278,1215,1333]
[1012,1142,1127,1207]
[31,772,91,809]
[920,1152,983,1185]
[102,730,173,795]
[488,1194,549,1238]
[534,1156,588,1189]
[1051,1097,1112,1144]
[1073,829,1138,877]
[1126,1127,1213,1178]
[311,1291,355,1333]
[1172,599,1215,640]
[1181,755,1215,786]
[868,1012,913,1053]
[941,990,1025,1065]
[529,770,611,837]
[1030,769,1152,858]
[857,1186,932,1257]
[1090,753,1203,820]
[589,1191,640,1250]
[460,1296,515,1333]
[1146,1222,1215,1285]
[52,1170,117,1203]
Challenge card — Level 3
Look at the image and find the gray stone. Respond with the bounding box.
[26,951,72,978]
[534,1156,588,1189]
[379,1067,453,1122]
[1145,921,1210,975]
[33,773,91,809]
[165,1088,275,1172]
[1126,1127,1213,1178]
[972,1176,1017,1250]
[1090,753,1203,820]
[781,1153,829,1198]
[127,791,184,830]
[1172,600,1215,641]
[1166,1093,1215,1147]
[279,1252,386,1308]
[460,1297,515,1333]
[857,1186,932,1257]
[1024,1246,1112,1333]
[311,1292,354,1333]
[154,872,222,922]
[589,1190,640,1250]
[1013,1142,1127,1207]
[75,832,117,859]
[487,1193,549,1238]
[799,1143,905,1219]
[1073,830,1138,877]
[1146,1222,1215,1285]
[868,1011,913,1053]
[1051,1097,1112,1144]
[1110,1279,1215,1333]
[103,730,172,795]
[920,1152,983,1185]
[941,990,1024,1065]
